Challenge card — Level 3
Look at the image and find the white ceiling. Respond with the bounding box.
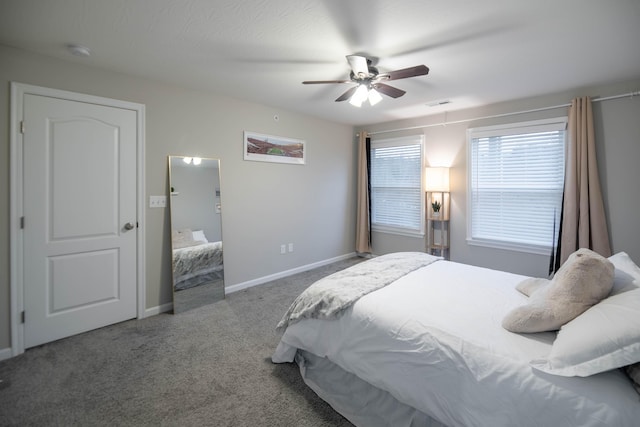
[1,0,639,126]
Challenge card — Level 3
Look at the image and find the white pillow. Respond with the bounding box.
[172,228,193,249]
[530,286,640,377]
[192,230,208,243]
[608,252,640,295]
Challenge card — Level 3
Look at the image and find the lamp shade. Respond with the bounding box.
[425,167,450,192]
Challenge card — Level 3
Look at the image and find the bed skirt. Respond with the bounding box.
[295,350,447,427]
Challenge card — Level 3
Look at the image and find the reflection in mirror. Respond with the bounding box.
[169,156,224,313]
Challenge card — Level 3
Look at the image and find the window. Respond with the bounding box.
[370,135,424,237]
[467,118,566,254]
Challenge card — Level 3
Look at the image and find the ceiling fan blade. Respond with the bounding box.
[378,65,429,81]
[335,86,358,102]
[372,83,406,98]
[346,55,369,77]
[302,79,352,84]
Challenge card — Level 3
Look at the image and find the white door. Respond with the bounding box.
[22,93,138,348]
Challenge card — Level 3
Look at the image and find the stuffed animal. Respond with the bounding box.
[502,248,614,333]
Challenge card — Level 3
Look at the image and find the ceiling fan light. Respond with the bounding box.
[349,84,369,107]
[368,88,383,106]
[349,96,363,107]
[183,157,193,164]
[192,157,202,165]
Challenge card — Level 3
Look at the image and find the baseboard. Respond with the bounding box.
[0,347,13,361]
[141,253,357,314]
[0,255,355,360]
[144,301,173,317]
[225,252,357,294]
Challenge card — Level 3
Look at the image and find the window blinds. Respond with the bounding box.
[468,119,566,253]
[370,136,424,235]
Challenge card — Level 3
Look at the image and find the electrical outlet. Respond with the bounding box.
[280,244,286,254]
[288,243,294,252]
[149,195,166,208]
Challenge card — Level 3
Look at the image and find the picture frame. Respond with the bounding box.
[243,131,306,165]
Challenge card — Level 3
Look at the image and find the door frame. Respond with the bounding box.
[9,82,146,356]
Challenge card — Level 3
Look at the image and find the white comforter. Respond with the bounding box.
[273,259,640,427]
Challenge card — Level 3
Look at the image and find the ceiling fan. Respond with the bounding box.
[302,55,429,107]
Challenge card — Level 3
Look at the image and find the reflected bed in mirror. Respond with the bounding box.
[169,155,224,313]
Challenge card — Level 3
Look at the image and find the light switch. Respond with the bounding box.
[149,195,166,208]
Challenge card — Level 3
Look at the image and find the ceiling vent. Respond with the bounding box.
[427,100,451,107]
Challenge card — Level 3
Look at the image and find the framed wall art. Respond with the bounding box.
[243,131,306,165]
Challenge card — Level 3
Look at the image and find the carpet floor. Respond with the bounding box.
[0,256,364,426]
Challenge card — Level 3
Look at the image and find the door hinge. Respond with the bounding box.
[21,311,25,324]
[20,216,25,229]
[20,121,25,134]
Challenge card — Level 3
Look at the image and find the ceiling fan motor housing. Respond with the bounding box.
[350,64,379,82]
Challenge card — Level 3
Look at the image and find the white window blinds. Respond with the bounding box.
[370,135,424,236]
[467,118,566,254]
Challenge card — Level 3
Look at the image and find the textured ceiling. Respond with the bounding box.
[1,0,639,125]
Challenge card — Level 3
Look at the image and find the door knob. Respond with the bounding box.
[124,222,135,230]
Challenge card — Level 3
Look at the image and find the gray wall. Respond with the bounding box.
[0,45,357,350]
[363,79,640,278]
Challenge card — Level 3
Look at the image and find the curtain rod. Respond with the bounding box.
[365,90,640,136]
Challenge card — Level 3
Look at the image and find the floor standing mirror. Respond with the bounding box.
[168,156,224,313]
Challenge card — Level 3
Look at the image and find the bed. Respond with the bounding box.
[272,251,640,427]
[172,229,223,291]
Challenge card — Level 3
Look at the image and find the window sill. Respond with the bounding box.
[373,226,424,239]
[466,238,553,256]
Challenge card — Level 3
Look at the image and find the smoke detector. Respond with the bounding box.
[67,44,91,57]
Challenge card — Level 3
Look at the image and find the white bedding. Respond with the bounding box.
[273,259,640,427]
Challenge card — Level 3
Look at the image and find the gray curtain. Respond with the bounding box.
[556,97,611,267]
[355,132,372,254]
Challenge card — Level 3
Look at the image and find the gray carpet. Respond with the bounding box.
[0,257,365,426]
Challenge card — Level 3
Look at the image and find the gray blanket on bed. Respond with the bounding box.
[276,252,440,330]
